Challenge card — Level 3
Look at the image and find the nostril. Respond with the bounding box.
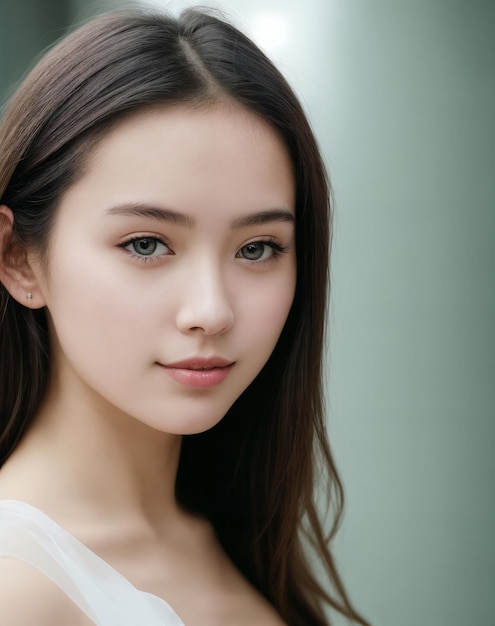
[176,303,234,336]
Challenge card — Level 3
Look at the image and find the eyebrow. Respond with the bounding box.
[105,204,194,227]
[105,203,295,228]
[230,209,295,228]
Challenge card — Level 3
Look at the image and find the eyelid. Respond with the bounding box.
[237,235,290,251]
[118,231,170,244]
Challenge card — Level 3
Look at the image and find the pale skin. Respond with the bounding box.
[0,103,296,625]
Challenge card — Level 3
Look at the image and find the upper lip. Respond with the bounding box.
[162,356,234,370]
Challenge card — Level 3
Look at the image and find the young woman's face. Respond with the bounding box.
[34,104,296,435]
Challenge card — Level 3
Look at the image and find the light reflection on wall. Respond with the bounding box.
[249,11,290,53]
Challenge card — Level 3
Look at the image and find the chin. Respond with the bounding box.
[147,410,227,437]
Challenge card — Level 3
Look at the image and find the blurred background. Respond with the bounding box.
[1,1,494,624]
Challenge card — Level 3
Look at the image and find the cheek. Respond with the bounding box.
[239,271,296,351]
[44,251,151,364]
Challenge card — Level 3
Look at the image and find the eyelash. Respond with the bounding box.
[118,235,290,265]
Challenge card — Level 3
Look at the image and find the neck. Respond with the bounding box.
[0,380,183,532]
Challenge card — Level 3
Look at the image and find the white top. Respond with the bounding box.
[0,500,184,625]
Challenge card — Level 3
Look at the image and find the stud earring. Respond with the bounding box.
[27,292,32,300]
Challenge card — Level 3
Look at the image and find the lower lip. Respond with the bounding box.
[160,364,234,388]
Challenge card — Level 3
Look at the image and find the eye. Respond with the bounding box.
[236,240,288,262]
[238,242,271,261]
[121,236,171,258]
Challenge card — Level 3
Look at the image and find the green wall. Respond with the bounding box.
[0,0,72,105]
[322,3,495,624]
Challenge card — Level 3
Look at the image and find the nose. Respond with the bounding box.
[175,261,234,336]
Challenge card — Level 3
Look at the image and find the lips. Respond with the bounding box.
[164,357,234,370]
[159,356,235,388]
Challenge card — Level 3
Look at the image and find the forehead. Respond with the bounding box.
[58,104,295,221]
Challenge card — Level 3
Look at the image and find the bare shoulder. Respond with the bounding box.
[0,557,93,626]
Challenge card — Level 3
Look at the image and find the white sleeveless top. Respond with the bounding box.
[0,500,184,625]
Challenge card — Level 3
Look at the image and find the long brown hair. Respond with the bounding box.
[0,9,370,626]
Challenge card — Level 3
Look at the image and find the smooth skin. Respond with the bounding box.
[0,103,296,625]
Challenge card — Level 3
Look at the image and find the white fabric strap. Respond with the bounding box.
[0,501,184,626]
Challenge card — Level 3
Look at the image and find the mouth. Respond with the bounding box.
[158,357,235,388]
[164,356,234,370]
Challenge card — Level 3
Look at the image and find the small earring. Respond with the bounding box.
[27,292,32,300]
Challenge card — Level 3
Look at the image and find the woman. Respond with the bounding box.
[0,8,370,626]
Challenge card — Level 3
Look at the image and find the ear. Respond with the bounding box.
[0,205,46,309]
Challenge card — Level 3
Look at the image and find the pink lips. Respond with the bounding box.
[160,357,234,388]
